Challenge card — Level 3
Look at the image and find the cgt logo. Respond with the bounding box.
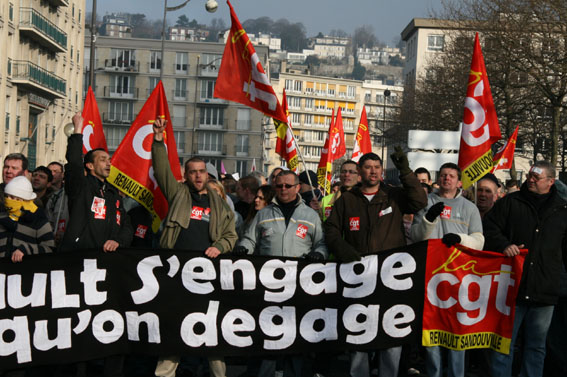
[427,250,516,326]
[191,206,204,220]
[296,224,308,239]
[349,217,360,231]
[440,206,452,219]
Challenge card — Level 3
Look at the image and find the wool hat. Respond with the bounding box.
[206,162,219,181]
[298,170,318,187]
[5,176,37,200]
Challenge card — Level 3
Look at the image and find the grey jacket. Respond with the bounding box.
[239,196,328,258]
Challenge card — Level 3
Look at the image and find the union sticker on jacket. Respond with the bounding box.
[261,227,275,237]
[379,206,393,217]
[440,206,452,219]
[296,224,309,239]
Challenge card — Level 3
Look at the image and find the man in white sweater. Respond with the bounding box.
[411,162,484,377]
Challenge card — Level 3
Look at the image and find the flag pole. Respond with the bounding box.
[287,125,318,198]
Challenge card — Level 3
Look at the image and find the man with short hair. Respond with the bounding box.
[321,159,359,220]
[152,118,237,377]
[234,175,260,218]
[485,161,567,377]
[46,162,69,243]
[298,169,323,211]
[476,173,500,218]
[60,113,132,377]
[1,153,29,207]
[411,162,484,377]
[506,179,520,193]
[325,149,427,377]
[31,166,54,208]
[235,170,327,376]
[48,161,65,190]
[415,166,433,186]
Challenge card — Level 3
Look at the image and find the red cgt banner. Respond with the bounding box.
[422,240,525,354]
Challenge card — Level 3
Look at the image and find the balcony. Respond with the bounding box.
[19,8,67,53]
[9,60,66,98]
[46,0,69,7]
[197,144,227,156]
[198,65,219,77]
[198,119,228,130]
[103,86,139,99]
[197,91,228,104]
[104,59,139,73]
[102,112,133,125]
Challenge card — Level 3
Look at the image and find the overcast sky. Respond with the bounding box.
[86,0,443,46]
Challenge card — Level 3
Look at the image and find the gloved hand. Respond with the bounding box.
[442,233,461,247]
[425,202,445,222]
[390,146,412,176]
[231,246,249,256]
[338,248,362,263]
[305,251,324,262]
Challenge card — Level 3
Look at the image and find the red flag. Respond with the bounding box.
[213,0,287,123]
[81,86,108,153]
[491,126,519,173]
[108,81,181,231]
[275,89,299,171]
[251,158,256,172]
[458,33,501,189]
[351,107,372,162]
[317,107,346,194]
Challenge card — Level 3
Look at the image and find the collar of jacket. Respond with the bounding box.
[350,182,390,202]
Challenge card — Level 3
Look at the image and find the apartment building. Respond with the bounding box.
[268,67,402,174]
[0,0,85,169]
[85,35,268,177]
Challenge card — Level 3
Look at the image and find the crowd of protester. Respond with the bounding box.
[0,113,566,377]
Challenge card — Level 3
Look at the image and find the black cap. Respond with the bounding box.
[480,173,501,188]
[299,170,318,186]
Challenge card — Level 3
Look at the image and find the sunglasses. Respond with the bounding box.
[275,183,297,189]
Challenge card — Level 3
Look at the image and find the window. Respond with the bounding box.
[236,160,248,177]
[289,96,301,109]
[236,135,249,155]
[305,98,314,110]
[292,113,301,124]
[236,108,250,130]
[176,52,188,73]
[149,77,159,93]
[427,35,444,51]
[347,86,356,98]
[108,102,133,123]
[172,105,186,127]
[175,79,187,99]
[110,76,132,96]
[201,80,215,99]
[304,114,313,125]
[198,132,223,153]
[201,54,221,74]
[285,80,293,91]
[104,126,128,149]
[109,49,135,69]
[293,80,303,92]
[150,51,161,71]
[174,131,185,152]
[200,107,224,127]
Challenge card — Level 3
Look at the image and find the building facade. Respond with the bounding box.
[0,0,85,169]
[267,67,402,176]
[85,36,268,177]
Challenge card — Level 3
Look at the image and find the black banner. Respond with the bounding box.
[0,243,428,369]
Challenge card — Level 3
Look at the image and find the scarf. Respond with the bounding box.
[4,198,38,221]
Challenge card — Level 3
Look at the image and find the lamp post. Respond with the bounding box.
[89,0,97,88]
[160,0,218,81]
[382,88,391,165]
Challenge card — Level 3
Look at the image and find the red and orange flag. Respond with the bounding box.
[458,33,501,189]
[275,89,298,171]
[81,86,107,153]
[214,0,287,123]
[317,107,346,194]
[108,81,181,231]
[491,125,519,173]
[351,107,371,162]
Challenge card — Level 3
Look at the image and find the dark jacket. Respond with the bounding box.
[484,183,567,305]
[325,173,427,262]
[0,208,55,258]
[60,134,132,251]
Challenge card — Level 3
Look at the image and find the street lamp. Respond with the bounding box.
[160,0,218,81]
[89,0,97,88]
[382,89,391,165]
